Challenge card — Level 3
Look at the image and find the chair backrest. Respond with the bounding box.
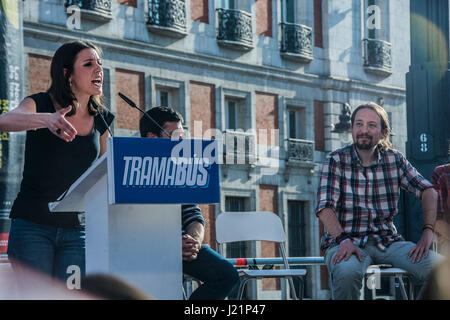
[215,211,286,244]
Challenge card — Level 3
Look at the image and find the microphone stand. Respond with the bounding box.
[118,92,171,138]
[90,97,113,137]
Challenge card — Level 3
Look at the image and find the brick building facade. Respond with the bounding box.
[21,0,410,299]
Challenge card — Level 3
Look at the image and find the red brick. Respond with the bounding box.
[314,0,323,48]
[189,81,215,139]
[191,0,209,23]
[115,69,144,130]
[28,54,52,95]
[314,100,325,151]
[190,81,216,247]
[259,185,279,291]
[255,0,272,37]
[255,92,278,146]
[200,204,216,249]
[117,0,137,8]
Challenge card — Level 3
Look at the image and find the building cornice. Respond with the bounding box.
[23,21,406,99]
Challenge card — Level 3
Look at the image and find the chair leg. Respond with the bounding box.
[398,276,408,300]
[328,272,335,300]
[182,284,188,300]
[287,277,298,300]
[408,276,414,300]
[238,278,251,300]
[295,277,304,300]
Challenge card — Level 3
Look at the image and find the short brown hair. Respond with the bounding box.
[351,102,393,150]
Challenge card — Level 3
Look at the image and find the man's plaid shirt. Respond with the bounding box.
[316,144,433,252]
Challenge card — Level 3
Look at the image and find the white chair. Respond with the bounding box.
[329,264,414,300]
[216,211,307,300]
[364,265,414,300]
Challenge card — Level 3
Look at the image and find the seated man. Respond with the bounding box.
[316,102,442,300]
[139,106,240,300]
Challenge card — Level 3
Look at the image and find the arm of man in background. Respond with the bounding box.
[408,187,438,263]
[399,154,438,263]
[183,221,204,262]
[182,205,205,262]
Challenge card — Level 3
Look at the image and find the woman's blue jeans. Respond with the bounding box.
[7,218,85,289]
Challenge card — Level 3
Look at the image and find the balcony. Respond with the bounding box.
[287,138,314,163]
[222,130,256,166]
[147,0,187,38]
[216,8,253,51]
[280,22,313,63]
[362,38,392,76]
[65,0,112,22]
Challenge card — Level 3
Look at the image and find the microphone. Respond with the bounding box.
[118,92,171,138]
[90,97,113,137]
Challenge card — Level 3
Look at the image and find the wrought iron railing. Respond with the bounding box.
[65,0,112,21]
[362,38,392,75]
[147,0,187,37]
[217,8,253,51]
[223,130,256,165]
[287,138,314,162]
[280,22,313,63]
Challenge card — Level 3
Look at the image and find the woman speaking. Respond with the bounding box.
[0,40,114,289]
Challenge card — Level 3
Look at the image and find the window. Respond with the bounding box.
[282,0,295,23]
[227,101,238,130]
[225,98,247,131]
[281,0,312,26]
[225,196,251,299]
[288,110,297,139]
[365,0,389,41]
[220,0,251,11]
[287,200,309,298]
[151,79,185,131]
[287,201,306,258]
[156,85,184,115]
[157,89,170,107]
[222,0,236,9]
[287,108,306,139]
[224,196,250,259]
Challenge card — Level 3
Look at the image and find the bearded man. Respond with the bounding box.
[316,102,442,300]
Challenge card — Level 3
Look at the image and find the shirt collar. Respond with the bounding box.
[351,144,384,167]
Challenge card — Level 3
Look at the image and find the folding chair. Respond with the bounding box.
[216,211,307,300]
[328,264,414,300]
[364,265,414,300]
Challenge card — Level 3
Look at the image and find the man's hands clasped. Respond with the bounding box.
[182,234,201,262]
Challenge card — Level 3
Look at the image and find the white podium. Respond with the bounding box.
[50,137,220,300]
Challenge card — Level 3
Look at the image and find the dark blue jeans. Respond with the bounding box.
[7,218,85,288]
[183,245,239,300]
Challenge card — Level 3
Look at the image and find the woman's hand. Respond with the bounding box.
[46,106,77,142]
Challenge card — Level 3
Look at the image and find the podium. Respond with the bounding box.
[50,137,220,299]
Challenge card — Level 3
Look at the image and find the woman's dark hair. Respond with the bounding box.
[139,106,183,137]
[47,40,104,116]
